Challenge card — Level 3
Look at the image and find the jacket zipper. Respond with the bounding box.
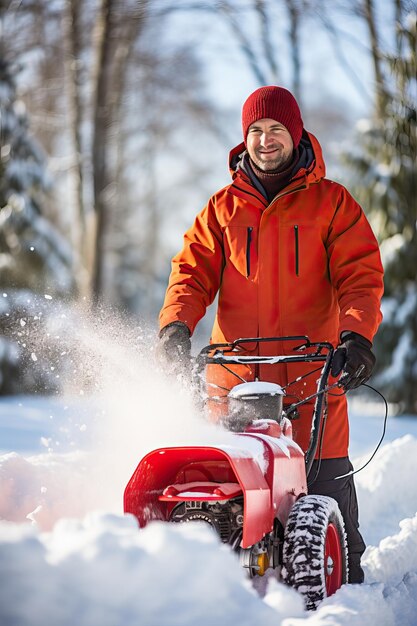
[294,225,299,276]
[270,183,307,206]
[246,227,253,278]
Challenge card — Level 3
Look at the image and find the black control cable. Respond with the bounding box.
[333,383,389,480]
[308,382,389,485]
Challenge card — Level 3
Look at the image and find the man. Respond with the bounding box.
[158,86,384,583]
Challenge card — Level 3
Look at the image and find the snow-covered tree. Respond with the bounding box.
[0,55,75,393]
[344,13,417,414]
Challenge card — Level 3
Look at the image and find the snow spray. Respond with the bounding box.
[5,294,230,528]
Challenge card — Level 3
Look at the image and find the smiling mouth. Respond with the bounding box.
[258,148,280,157]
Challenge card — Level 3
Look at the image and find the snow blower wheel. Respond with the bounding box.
[281,494,348,611]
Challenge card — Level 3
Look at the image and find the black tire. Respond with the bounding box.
[282,494,348,611]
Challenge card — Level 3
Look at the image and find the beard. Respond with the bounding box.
[250,145,293,172]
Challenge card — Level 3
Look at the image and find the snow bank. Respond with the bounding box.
[1,509,417,626]
[355,435,417,545]
[0,513,303,626]
[365,514,417,587]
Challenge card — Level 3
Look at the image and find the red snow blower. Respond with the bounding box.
[124,336,348,610]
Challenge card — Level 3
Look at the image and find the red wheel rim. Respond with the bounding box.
[324,522,343,596]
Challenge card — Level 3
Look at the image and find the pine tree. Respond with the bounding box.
[344,14,417,414]
[0,55,75,393]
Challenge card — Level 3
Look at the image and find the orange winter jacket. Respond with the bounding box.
[159,132,384,458]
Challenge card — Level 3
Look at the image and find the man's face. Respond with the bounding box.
[246,118,294,172]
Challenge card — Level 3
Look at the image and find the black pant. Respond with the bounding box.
[308,457,365,583]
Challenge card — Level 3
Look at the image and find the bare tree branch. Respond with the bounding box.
[314,7,373,105]
[91,0,115,301]
[219,1,269,85]
[63,0,87,273]
[256,0,280,83]
[284,0,302,102]
[394,0,404,56]
[363,0,388,117]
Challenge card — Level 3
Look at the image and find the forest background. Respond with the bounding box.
[0,0,416,414]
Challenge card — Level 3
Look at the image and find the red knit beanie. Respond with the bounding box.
[242,86,304,148]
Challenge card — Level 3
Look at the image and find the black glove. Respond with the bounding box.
[157,322,191,371]
[331,332,376,390]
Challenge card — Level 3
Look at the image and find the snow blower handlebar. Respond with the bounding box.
[193,336,335,478]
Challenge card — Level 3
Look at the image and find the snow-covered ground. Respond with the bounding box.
[1,320,416,625]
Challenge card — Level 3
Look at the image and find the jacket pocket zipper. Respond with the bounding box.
[294,225,299,276]
[246,227,253,278]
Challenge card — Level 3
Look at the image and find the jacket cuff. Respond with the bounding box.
[340,330,372,348]
[159,321,191,339]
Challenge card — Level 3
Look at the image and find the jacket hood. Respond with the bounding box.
[229,130,326,187]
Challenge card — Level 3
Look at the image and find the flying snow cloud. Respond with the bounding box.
[0,301,239,528]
